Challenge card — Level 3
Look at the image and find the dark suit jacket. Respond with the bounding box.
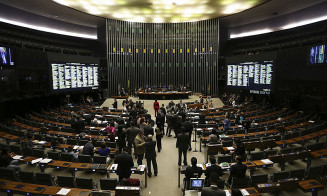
[126,126,140,142]
[176,132,190,150]
[185,165,203,180]
[205,165,223,179]
[230,163,247,178]
[144,125,154,136]
[234,144,245,155]
[182,121,193,135]
[115,152,134,178]
[113,101,118,109]
[201,186,226,196]
[82,143,94,157]
[144,141,156,159]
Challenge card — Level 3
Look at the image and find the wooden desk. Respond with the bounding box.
[109,164,147,188]
[41,186,92,196]
[1,181,47,195]
[256,182,280,193]
[240,187,261,196]
[136,92,191,100]
[298,179,324,196]
[252,160,274,168]
[311,148,327,159]
[0,179,9,188]
[47,160,72,168]
[111,95,129,99]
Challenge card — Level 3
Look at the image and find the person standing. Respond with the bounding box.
[176,128,190,166]
[144,135,158,177]
[155,124,163,152]
[154,99,160,117]
[182,117,193,151]
[125,122,140,157]
[134,130,146,165]
[228,155,247,184]
[112,98,118,109]
[166,111,173,137]
[115,147,134,181]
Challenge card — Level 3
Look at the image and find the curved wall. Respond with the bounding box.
[106,18,220,96]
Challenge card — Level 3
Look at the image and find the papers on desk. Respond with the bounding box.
[220,135,229,138]
[196,128,202,131]
[261,159,273,164]
[238,125,243,128]
[207,127,213,130]
[110,164,118,170]
[12,155,23,160]
[31,158,43,164]
[226,147,235,150]
[56,188,71,195]
[90,127,96,129]
[73,145,80,150]
[196,164,204,170]
[240,189,250,196]
[225,190,232,196]
[139,165,145,172]
[309,120,315,123]
[38,141,47,144]
[39,158,52,164]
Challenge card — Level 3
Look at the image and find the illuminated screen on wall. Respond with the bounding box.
[51,63,98,91]
[310,45,327,64]
[227,61,273,94]
[0,47,14,66]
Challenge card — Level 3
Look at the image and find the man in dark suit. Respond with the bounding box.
[205,156,223,184]
[166,111,173,136]
[201,172,226,196]
[228,155,247,184]
[156,111,165,132]
[112,98,118,109]
[160,104,166,115]
[144,135,158,177]
[185,157,203,189]
[125,122,140,156]
[144,121,154,136]
[182,118,193,151]
[74,116,85,134]
[176,128,190,166]
[120,88,126,96]
[115,146,134,181]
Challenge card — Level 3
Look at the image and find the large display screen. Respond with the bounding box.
[0,47,14,66]
[227,61,273,94]
[310,45,326,64]
[51,63,98,91]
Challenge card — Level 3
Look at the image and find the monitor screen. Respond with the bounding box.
[51,63,98,92]
[226,61,273,94]
[190,178,204,189]
[0,47,14,66]
[310,45,326,64]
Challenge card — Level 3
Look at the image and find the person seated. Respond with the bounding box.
[24,134,35,149]
[205,156,222,185]
[0,148,21,171]
[105,122,116,141]
[201,172,225,196]
[98,142,110,157]
[82,141,95,157]
[66,145,78,160]
[228,155,247,184]
[209,129,218,144]
[185,157,203,189]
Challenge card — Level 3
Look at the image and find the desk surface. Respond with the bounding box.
[41,186,92,196]
[1,181,47,194]
[298,179,324,192]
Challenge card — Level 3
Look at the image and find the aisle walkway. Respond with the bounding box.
[102,95,223,196]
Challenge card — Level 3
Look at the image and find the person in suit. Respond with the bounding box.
[228,155,247,184]
[112,98,118,109]
[209,129,218,144]
[166,111,173,136]
[125,122,140,156]
[185,157,203,189]
[134,130,146,165]
[201,172,226,196]
[232,139,246,160]
[144,121,154,137]
[82,141,95,157]
[115,146,134,181]
[144,135,158,177]
[205,156,223,184]
[24,134,35,149]
[156,110,165,132]
[120,88,126,96]
[160,104,166,115]
[153,99,160,117]
[74,116,85,134]
[176,128,190,166]
[182,118,193,151]
[223,117,231,132]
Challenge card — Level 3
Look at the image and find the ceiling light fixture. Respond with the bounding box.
[230,29,273,39]
[0,17,97,39]
[282,15,327,30]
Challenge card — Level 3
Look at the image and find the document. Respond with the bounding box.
[110,164,118,170]
[40,159,52,164]
[12,155,23,160]
[31,158,43,164]
[261,159,273,164]
[56,188,71,195]
[240,189,249,196]
[227,147,235,150]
